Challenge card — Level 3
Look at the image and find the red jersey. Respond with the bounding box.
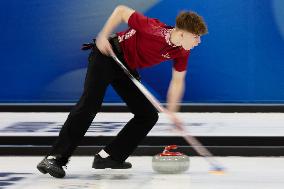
[117,11,190,72]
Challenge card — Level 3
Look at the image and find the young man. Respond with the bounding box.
[37,5,207,178]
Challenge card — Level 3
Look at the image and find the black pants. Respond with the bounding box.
[49,44,159,164]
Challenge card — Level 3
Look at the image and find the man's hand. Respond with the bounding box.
[95,34,115,56]
[164,109,184,132]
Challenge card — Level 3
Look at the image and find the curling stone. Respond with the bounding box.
[152,145,189,174]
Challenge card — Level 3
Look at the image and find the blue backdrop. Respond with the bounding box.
[1,0,284,103]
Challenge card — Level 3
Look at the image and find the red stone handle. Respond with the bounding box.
[160,145,184,156]
[164,145,178,152]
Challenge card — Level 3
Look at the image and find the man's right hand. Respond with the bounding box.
[95,34,115,56]
[164,109,185,132]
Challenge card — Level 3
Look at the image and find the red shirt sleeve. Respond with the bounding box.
[173,51,190,72]
[128,11,164,33]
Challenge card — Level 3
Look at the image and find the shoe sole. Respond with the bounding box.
[37,162,65,178]
[92,164,132,169]
[37,164,47,174]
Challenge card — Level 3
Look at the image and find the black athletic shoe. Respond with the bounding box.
[92,154,132,169]
[37,156,66,178]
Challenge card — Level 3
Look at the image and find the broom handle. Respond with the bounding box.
[112,55,223,169]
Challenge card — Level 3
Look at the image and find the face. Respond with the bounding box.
[180,31,201,50]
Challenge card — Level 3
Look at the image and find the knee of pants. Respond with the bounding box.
[135,111,159,125]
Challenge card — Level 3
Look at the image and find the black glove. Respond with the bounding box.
[81,43,94,50]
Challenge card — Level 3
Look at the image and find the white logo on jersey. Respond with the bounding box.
[162,53,171,59]
[118,29,136,42]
